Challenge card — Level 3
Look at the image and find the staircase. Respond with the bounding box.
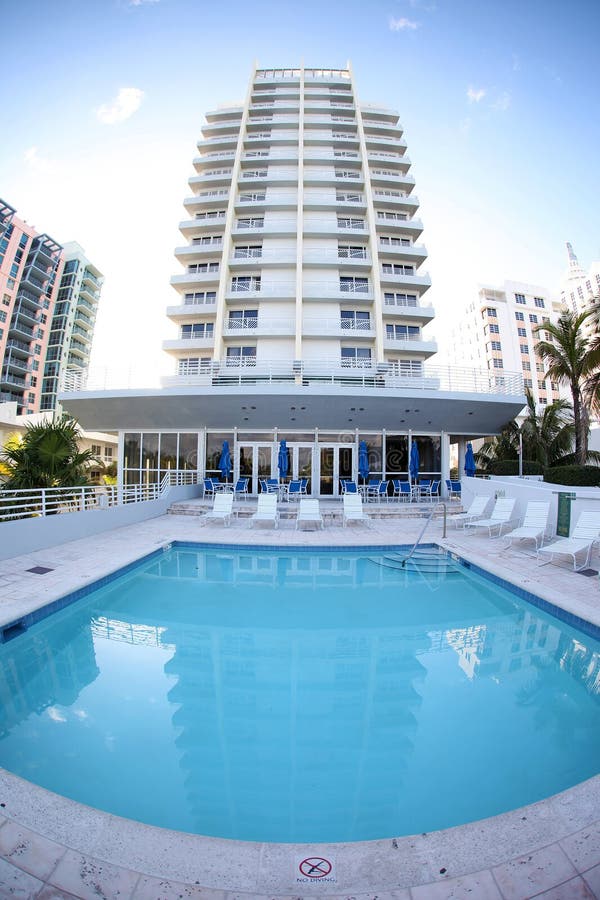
[369,546,462,578]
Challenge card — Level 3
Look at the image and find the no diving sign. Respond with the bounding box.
[295,855,337,884]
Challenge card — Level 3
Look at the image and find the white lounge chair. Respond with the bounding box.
[503,501,550,550]
[342,494,371,527]
[295,499,324,530]
[200,492,233,526]
[537,511,600,571]
[448,495,489,528]
[250,493,279,528]
[467,498,517,537]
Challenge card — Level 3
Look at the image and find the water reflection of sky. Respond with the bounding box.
[0,548,597,842]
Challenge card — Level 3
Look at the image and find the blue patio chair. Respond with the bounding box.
[418,479,431,500]
[203,478,216,497]
[259,478,268,493]
[286,480,302,501]
[342,480,358,494]
[392,480,412,502]
[299,477,309,494]
[266,478,280,493]
[427,479,441,501]
[234,477,249,500]
[374,480,389,502]
[446,479,462,501]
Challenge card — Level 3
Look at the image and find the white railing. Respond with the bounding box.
[61,362,524,397]
[0,471,200,522]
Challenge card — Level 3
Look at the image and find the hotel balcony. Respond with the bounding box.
[243,132,299,147]
[229,248,296,267]
[205,106,243,122]
[189,171,234,188]
[375,217,424,238]
[163,336,215,353]
[368,152,411,172]
[239,167,299,186]
[380,271,432,292]
[223,317,295,337]
[232,218,297,238]
[243,149,299,163]
[166,300,217,322]
[304,149,360,164]
[8,320,35,341]
[174,243,223,261]
[193,152,236,170]
[383,333,438,357]
[234,193,297,212]
[303,318,375,339]
[197,134,239,152]
[170,271,220,290]
[183,191,229,212]
[365,135,408,152]
[179,216,227,238]
[303,131,360,147]
[303,220,368,240]
[382,300,435,326]
[225,281,296,302]
[303,248,371,268]
[377,242,428,265]
[361,105,400,124]
[201,120,242,136]
[303,170,364,187]
[373,192,420,212]
[303,281,374,303]
[250,100,300,113]
[303,192,367,212]
[5,339,32,359]
[370,171,416,191]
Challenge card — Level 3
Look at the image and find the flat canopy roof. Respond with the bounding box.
[60,384,525,438]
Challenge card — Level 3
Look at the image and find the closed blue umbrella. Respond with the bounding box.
[358,441,369,483]
[464,442,476,478]
[409,440,420,483]
[277,439,289,480]
[218,440,232,481]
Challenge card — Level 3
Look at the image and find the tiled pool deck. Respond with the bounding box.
[0,508,598,899]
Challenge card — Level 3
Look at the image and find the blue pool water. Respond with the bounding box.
[0,544,598,843]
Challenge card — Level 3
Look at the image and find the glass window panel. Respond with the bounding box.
[178,433,198,470]
[413,436,441,474]
[385,435,408,474]
[236,432,275,442]
[276,432,315,443]
[160,433,178,469]
[141,433,159,468]
[205,432,234,474]
[124,433,141,470]
[360,434,382,475]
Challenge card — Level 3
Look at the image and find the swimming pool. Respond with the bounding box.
[0,542,598,844]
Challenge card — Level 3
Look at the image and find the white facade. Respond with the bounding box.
[450,280,563,411]
[164,64,436,379]
[560,242,600,324]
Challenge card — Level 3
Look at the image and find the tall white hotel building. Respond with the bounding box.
[62,65,524,495]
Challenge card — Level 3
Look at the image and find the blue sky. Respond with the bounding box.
[2,0,599,377]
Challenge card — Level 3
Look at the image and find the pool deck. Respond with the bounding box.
[0,507,598,900]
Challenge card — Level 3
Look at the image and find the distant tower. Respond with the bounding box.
[560,241,600,316]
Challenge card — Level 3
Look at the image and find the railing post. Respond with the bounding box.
[41,489,46,518]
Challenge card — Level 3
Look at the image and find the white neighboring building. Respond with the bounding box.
[560,242,600,317]
[449,280,563,411]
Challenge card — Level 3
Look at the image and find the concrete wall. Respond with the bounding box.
[0,484,201,562]
[461,476,600,537]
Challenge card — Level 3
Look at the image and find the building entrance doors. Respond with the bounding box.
[236,444,273,495]
[318,444,354,496]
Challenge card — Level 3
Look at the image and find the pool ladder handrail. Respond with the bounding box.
[400,502,447,568]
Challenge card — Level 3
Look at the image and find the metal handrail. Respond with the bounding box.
[400,501,447,567]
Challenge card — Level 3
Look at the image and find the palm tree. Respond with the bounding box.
[519,391,575,468]
[533,308,600,465]
[0,415,98,489]
[475,419,520,471]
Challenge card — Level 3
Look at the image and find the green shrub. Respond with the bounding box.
[543,465,600,486]
[487,459,543,476]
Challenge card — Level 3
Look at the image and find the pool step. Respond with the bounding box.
[370,549,462,576]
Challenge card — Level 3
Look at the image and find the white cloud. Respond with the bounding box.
[96,87,144,125]
[47,707,66,723]
[467,86,486,103]
[493,91,511,111]
[389,16,420,30]
[24,146,57,174]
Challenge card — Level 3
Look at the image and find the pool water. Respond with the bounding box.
[0,544,598,843]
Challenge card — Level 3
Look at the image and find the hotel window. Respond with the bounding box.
[520,344,529,354]
[515,294,526,304]
[192,235,223,245]
[226,346,256,366]
[341,347,372,367]
[384,292,418,307]
[489,323,500,334]
[239,192,266,202]
[538,381,546,391]
[228,310,258,329]
[340,276,368,293]
[492,359,504,368]
[241,169,268,179]
[524,378,533,388]
[337,217,365,229]
[91,444,101,455]
[515,311,524,321]
[181,323,214,338]
[534,297,545,308]
[551,381,559,390]
[536,363,544,373]
[382,263,415,275]
[334,169,360,179]
[523,361,531,371]
[518,327,527,337]
[187,262,219,274]
[336,191,362,202]
[231,276,261,292]
[2,294,11,306]
[539,397,547,404]
[485,307,497,317]
[104,447,113,459]
[244,150,269,158]
[380,236,412,246]
[0,311,5,323]
[178,357,211,375]
[586,280,592,292]
[237,217,264,229]
[377,211,408,221]
[184,291,216,304]
[338,245,367,259]
[529,314,538,323]
[490,341,502,351]
[340,310,370,330]
[386,324,419,340]
[234,245,263,258]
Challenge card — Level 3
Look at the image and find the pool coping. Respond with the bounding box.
[0,522,598,896]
